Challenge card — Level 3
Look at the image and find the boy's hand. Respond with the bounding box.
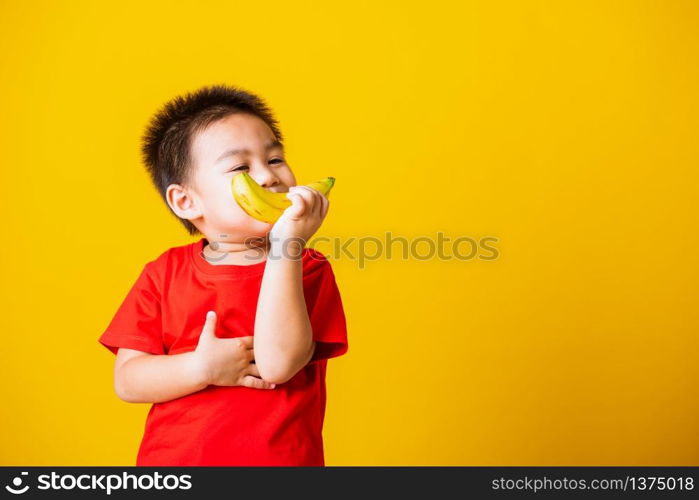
[269,185,329,250]
[193,311,276,390]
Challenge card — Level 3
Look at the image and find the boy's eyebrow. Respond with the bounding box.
[215,139,284,163]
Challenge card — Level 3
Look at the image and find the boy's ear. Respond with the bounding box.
[166,183,202,221]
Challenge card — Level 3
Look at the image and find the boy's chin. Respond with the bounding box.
[247,218,274,234]
[227,218,273,239]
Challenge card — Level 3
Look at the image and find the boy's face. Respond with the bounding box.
[172,112,297,241]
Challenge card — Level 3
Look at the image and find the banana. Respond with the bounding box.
[231,172,335,223]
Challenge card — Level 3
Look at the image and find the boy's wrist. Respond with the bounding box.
[269,236,305,260]
[184,350,211,388]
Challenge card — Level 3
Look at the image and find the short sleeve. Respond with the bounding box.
[98,262,165,356]
[304,254,349,363]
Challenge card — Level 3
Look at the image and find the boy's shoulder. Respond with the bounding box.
[141,239,198,279]
[302,247,335,276]
[302,246,328,262]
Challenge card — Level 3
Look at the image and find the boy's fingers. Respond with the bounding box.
[201,310,217,338]
[247,363,261,377]
[305,187,321,218]
[231,335,253,349]
[241,376,276,390]
[220,337,252,353]
[320,195,330,219]
[286,191,306,220]
[237,336,255,349]
[294,186,318,214]
[313,190,324,218]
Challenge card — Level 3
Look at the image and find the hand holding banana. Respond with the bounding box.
[271,184,329,245]
[231,172,335,246]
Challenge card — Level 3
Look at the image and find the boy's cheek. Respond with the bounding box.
[205,193,272,235]
[225,210,272,236]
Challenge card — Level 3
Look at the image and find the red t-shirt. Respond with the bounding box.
[98,237,348,466]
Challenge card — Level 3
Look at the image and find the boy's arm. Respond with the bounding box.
[114,348,208,404]
[253,241,316,385]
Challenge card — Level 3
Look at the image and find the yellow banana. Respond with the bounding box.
[231,172,335,223]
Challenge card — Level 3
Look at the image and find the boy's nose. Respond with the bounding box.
[251,166,281,189]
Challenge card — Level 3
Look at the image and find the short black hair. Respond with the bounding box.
[140,84,284,236]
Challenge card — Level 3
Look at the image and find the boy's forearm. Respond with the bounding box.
[254,246,315,384]
[115,351,208,404]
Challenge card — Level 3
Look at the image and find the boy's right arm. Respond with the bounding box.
[113,310,275,404]
[114,348,208,404]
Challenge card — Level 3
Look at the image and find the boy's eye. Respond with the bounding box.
[228,159,284,172]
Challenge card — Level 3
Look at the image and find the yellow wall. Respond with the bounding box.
[1,0,697,465]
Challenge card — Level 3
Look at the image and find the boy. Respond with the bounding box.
[98,84,349,466]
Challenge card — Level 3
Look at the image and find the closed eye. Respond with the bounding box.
[228,159,285,172]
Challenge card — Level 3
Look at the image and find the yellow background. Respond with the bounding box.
[1,0,697,465]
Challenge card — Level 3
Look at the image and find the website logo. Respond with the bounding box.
[5,472,29,495]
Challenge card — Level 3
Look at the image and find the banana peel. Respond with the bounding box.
[231,172,335,223]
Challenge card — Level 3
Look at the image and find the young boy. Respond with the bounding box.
[98,84,349,466]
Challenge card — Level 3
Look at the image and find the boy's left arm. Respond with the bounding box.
[253,242,316,385]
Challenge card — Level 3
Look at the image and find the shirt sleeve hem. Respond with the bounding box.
[98,332,165,356]
[309,341,348,363]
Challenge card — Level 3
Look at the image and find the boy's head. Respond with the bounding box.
[141,84,296,240]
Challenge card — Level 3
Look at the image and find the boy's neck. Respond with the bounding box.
[202,237,269,266]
